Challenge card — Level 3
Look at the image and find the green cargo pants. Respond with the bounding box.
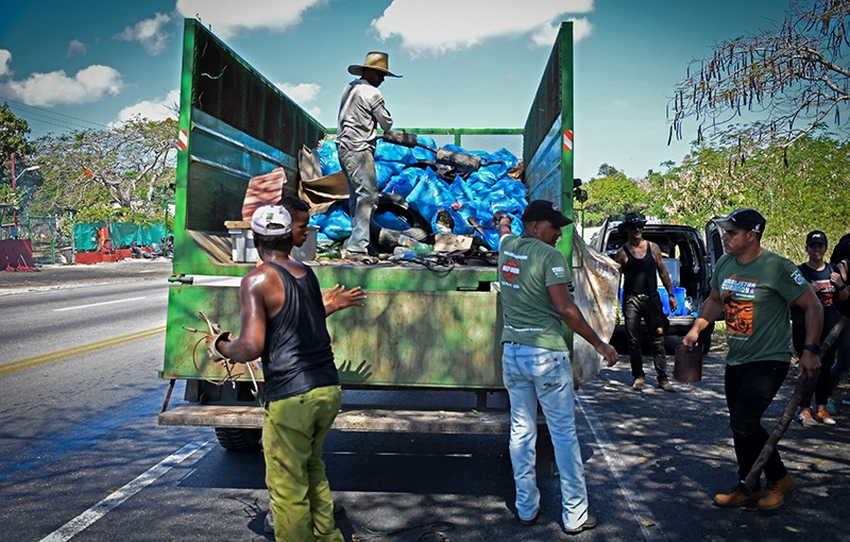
[264,385,343,542]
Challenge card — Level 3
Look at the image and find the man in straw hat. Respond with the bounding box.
[337,51,401,263]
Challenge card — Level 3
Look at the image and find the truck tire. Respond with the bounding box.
[371,192,432,252]
[214,427,261,451]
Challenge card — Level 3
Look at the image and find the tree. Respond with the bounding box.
[660,130,850,261]
[31,117,177,217]
[669,0,850,148]
[0,103,36,204]
[583,164,648,226]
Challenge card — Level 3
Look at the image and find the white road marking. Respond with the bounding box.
[38,441,209,542]
[53,297,147,312]
[577,395,668,541]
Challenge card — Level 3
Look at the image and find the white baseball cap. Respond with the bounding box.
[251,205,291,236]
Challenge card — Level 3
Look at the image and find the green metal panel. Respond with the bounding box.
[162,283,503,388]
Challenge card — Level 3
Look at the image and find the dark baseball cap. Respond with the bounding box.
[714,208,766,234]
[521,200,573,227]
[806,230,827,246]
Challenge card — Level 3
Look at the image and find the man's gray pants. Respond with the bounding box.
[338,147,377,254]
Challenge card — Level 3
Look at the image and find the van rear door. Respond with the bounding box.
[704,219,723,272]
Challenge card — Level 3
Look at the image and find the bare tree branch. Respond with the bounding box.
[670,0,850,146]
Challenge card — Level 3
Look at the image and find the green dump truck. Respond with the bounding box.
[158,18,580,450]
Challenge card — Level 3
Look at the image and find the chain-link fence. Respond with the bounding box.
[1,215,168,264]
[1,215,73,265]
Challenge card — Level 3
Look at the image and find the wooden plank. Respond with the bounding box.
[158,405,515,434]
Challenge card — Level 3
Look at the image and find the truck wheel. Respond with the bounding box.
[214,427,261,451]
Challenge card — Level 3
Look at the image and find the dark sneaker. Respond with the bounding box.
[564,514,597,535]
[632,378,645,391]
[658,380,675,392]
[518,508,539,526]
[713,483,760,508]
[757,474,794,510]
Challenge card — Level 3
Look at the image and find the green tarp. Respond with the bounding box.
[74,222,166,251]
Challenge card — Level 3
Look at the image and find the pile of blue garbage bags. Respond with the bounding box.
[309,136,528,251]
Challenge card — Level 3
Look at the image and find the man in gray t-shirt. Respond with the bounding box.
[337,52,400,262]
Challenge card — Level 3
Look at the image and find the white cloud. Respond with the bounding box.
[0,49,11,77]
[371,0,594,56]
[277,82,320,103]
[114,12,172,55]
[114,89,180,125]
[277,82,322,117]
[67,39,89,57]
[531,17,593,47]
[175,0,328,39]
[3,65,124,107]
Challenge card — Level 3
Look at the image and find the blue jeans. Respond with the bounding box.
[338,147,378,254]
[724,361,789,484]
[501,343,589,531]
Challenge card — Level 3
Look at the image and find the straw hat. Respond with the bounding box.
[348,52,402,78]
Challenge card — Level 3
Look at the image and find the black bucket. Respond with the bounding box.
[673,344,703,383]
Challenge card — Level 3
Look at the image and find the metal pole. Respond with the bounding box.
[10,153,17,230]
[49,215,55,265]
[69,209,76,262]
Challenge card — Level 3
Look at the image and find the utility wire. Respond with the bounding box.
[0,94,109,132]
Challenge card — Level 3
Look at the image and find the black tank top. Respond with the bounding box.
[261,261,339,402]
[622,243,658,296]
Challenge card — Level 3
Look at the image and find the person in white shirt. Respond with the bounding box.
[337,52,400,262]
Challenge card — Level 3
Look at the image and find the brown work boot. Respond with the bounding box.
[713,483,760,508]
[757,474,794,510]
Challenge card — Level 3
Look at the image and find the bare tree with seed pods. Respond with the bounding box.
[669,0,850,148]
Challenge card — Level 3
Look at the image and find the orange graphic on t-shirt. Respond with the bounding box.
[723,291,753,336]
[501,258,520,282]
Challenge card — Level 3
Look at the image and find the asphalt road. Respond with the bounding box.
[1,259,849,541]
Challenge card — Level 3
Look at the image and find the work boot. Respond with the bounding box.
[713,483,760,508]
[757,474,794,510]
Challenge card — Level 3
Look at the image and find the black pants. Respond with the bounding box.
[623,292,668,381]
[724,360,789,484]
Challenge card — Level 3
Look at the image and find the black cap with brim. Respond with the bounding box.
[521,200,573,227]
[713,208,766,234]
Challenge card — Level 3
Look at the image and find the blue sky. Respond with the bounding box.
[0,0,794,182]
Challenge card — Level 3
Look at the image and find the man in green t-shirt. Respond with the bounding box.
[496,200,619,535]
[683,208,823,511]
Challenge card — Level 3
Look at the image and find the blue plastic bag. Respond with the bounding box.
[375,139,417,165]
[376,161,404,190]
[412,135,437,162]
[405,170,456,225]
[383,167,427,198]
[309,202,351,241]
[317,139,341,175]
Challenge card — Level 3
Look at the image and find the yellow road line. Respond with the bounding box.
[0,326,167,375]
